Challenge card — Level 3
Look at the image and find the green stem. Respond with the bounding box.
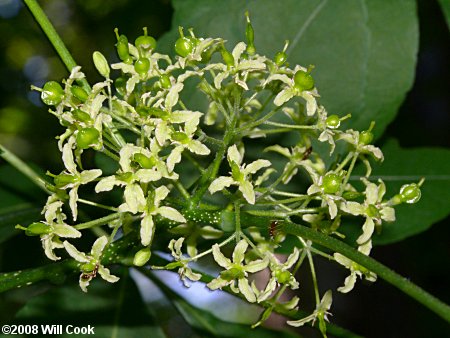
[74,212,122,230]
[0,144,52,194]
[234,201,241,242]
[280,220,450,323]
[263,121,318,130]
[190,92,240,205]
[23,0,90,92]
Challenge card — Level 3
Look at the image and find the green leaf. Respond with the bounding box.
[0,203,41,244]
[13,270,168,338]
[146,271,300,338]
[160,0,418,137]
[367,139,450,244]
[438,0,450,31]
[174,297,300,338]
[0,165,44,243]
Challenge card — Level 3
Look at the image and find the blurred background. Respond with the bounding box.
[0,0,448,337]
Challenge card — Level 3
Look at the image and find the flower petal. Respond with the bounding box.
[63,241,89,263]
[53,223,81,238]
[154,185,170,206]
[245,258,269,273]
[188,140,210,155]
[207,277,229,290]
[232,239,248,264]
[124,184,146,214]
[356,217,375,245]
[91,235,108,259]
[300,91,317,116]
[157,206,186,223]
[238,278,256,303]
[212,244,232,268]
[42,236,60,261]
[337,272,357,293]
[239,180,255,205]
[135,169,162,183]
[166,146,183,173]
[243,159,271,176]
[208,176,235,194]
[165,82,183,112]
[227,145,242,165]
[62,140,77,174]
[69,187,79,221]
[98,266,120,283]
[140,215,155,246]
[95,176,122,192]
[80,169,102,184]
[274,88,294,106]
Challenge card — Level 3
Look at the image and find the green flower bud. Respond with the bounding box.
[92,51,110,78]
[400,183,421,204]
[359,130,373,145]
[221,47,234,67]
[293,70,314,91]
[133,153,156,169]
[114,28,132,63]
[326,115,341,129]
[171,131,189,143]
[220,267,245,281]
[41,81,64,106]
[81,261,97,273]
[159,74,171,89]
[135,27,157,50]
[25,222,52,236]
[72,109,92,123]
[321,173,341,194]
[115,76,128,96]
[274,51,287,66]
[54,173,80,188]
[359,121,375,145]
[76,127,100,149]
[275,270,291,284]
[133,248,151,267]
[70,85,89,102]
[134,57,150,76]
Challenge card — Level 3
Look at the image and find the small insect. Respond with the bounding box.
[80,263,99,281]
[269,221,278,239]
[302,146,313,160]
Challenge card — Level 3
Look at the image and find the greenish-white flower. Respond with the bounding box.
[95,144,163,214]
[37,195,81,261]
[287,290,333,329]
[168,237,202,286]
[207,239,268,303]
[58,139,102,221]
[265,66,318,115]
[307,174,343,219]
[170,223,223,258]
[63,236,119,292]
[257,248,300,302]
[166,117,210,173]
[338,129,384,162]
[206,42,266,90]
[341,178,395,246]
[334,241,377,293]
[209,145,271,204]
[119,185,186,246]
[264,144,325,184]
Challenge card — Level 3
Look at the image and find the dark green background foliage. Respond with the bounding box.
[0,0,449,337]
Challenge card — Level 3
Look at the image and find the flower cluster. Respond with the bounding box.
[19,16,422,336]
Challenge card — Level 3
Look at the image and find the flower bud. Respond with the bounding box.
[25,222,52,236]
[93,51,110,78]
[399,183,421,204]
[133,248,152,267]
